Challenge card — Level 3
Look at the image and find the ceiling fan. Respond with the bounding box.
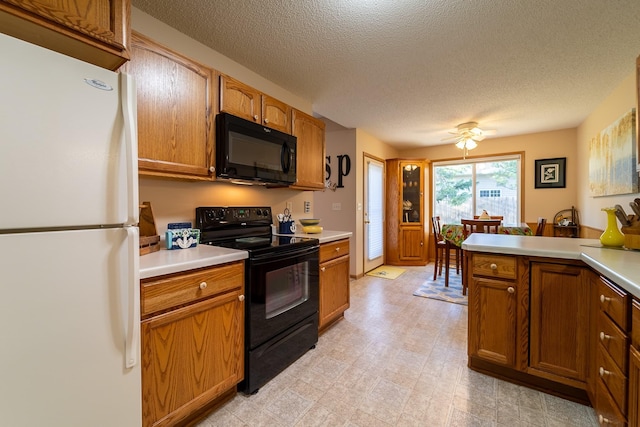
[441,121,496,157]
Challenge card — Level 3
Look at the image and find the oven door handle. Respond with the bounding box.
[250,244,319,264]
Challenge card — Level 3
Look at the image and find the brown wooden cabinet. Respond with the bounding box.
[290,108,326,190]
[220,74,292,134]
[529,262,590,387]
[467,252,595,403]
[141,261,244,427]
[385,159,428,265]
[126,32,216,180]
[0,0,130,70]
[468,253,526,368]
[318,239,350,332]
[628,299,640,426]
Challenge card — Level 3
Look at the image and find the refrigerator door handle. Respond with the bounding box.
[120,72,139,226]
[124,226,140,368]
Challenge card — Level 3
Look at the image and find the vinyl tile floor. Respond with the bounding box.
[196,265,599,427]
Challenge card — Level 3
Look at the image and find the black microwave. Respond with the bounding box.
[216,113,297,185]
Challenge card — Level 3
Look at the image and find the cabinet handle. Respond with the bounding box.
[209,166,215,173]
[599,367,610,377]
[599,414,612,424]
[264,118,269,124]
[490,263,497,270]
[321,267,326,272]
[253,115,259,121]
[599,332,611,341]
[335,247,340,252]
[199,282,207,290]
[238,294,245,302]
[600,295,611,303]
[507,287,515,294]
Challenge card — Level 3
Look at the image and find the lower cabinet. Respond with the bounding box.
[529,262,590,386]
[467,252,591,402]
[318,239,350,332]
[629,300,640,426]
[141,261,244,427]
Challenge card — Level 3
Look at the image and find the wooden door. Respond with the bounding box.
[141,290,243,427]
[127,32,215,180]
[468,276,518,367]
[262,94,291,133]
[220,75,261,123]
[291,109,326,190]
[529,262,589,386]
[319,255,350,331]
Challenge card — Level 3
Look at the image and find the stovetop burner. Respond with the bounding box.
[195,206,318,255]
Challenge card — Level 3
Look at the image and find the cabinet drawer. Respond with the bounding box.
[598,311,629,372]
[632,299,640,349]
[596,380,627,427]
[597,346,628,415]
[598,277,629,331]
[142,261,244,316]
[471,254,516,280]
[320,239,350,263]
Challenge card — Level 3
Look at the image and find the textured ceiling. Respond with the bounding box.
[131,0,640,149]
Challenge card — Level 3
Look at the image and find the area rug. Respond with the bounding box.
[366,265,406,280]
[413,272,467,305]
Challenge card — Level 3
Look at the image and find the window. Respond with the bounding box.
[433,155,522,225]
[479,190,501,198]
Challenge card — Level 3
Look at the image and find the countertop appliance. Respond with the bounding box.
[216,112,297,185]
[0,33,141,425]
[196,206,319,394]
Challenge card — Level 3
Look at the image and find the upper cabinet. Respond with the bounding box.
[0,0,130,70]
[125,32,216,180]
[636,55,639,174]
[290,109,326,190]
[220,75,291,134]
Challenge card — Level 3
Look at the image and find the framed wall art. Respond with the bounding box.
[535,157,566,189]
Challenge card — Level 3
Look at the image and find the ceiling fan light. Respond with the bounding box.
[455,140,466,149]
[466,139,478,150]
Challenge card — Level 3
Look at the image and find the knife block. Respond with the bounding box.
[139,201,161,255]
[621,217,640,250]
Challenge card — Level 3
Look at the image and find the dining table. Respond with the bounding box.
[440,222,533,289]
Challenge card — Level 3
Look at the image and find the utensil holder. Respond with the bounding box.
[278,220,296,234]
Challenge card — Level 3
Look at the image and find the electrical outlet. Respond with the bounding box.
[332,203,341,211]
[304,201,311,213]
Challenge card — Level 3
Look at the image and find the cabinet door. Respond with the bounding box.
[291,109,326,190]
[629,346,640,427]
[0,0,129,70]
[220,74,261,123]
[468,276,518,367]
[399,226,424,261]
[262,94,291,133]
[141,290,244,427]
[400,161,423,225]
[529,262,589,385]
[319,255,350,331]
[128,32,215,180]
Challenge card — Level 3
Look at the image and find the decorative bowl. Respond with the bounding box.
[299,218,320,226]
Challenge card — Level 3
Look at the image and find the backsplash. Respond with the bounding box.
[139,178,313,235]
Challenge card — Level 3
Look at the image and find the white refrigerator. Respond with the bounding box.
[0,33,142,426]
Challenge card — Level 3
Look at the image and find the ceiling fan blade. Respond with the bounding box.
[472,134,486,142]
[441,135,462,142]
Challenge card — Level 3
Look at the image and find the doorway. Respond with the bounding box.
[364,155,385,272]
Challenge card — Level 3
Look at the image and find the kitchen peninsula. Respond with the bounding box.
[462,233,640,426]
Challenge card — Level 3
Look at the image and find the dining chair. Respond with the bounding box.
[460,219,502,295]
[461,219,502,237]
[535,217,547,236]
[431,216,460,281]
[473,215,504,221]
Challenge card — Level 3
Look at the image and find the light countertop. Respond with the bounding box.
[462,234,640,298]
[272,229,352,244]
[140,245,248,280]
[140,229,352,280]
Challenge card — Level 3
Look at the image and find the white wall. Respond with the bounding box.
[577,72,639,230]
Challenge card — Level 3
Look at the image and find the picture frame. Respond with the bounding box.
[535,157,566,189]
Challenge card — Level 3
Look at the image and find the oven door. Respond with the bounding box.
[246,244,319,349]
